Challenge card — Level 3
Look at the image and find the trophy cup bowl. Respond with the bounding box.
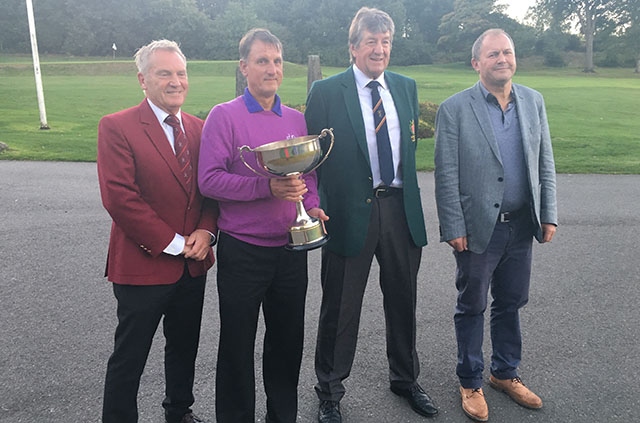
[239,128,334,251]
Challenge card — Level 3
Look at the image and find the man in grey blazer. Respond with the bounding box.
[434,29,557,422]
[305,7,437,423]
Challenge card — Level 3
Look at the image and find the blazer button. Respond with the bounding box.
[494,203,500,208]
[366,198,372,204]
[498,177,504,182]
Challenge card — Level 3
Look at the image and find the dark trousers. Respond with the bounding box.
[102,267,206,423]
[215,232,308,423]
[454,213,535,389]
[315,193,422,402]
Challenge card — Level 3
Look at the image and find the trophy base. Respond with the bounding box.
[286,218,329,251]
[285,235,330,252]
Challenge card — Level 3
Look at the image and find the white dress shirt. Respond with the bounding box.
[147,98,186,256]
[352,65,403,188]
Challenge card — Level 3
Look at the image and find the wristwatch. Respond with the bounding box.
[208,232,217,247]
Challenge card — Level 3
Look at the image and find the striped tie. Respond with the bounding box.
[165,114,193,190]
[367,80,394,186]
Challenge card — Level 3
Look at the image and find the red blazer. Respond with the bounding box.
[97,100,218,285]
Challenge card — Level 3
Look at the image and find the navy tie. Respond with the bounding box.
[165,114,193,191]
[367,80,394,186]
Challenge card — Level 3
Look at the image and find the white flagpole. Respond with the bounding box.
[25,0,49,129]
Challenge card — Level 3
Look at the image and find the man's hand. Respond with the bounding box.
[182,229,211,261]
[541,223,556,243]
[307,207,329,222]
[270,174,308,202]
[447,236,468,252]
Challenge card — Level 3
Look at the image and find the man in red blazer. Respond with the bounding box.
[97,39,217,423]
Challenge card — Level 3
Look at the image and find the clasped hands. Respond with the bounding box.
[270,174,329,222]
[182,229,213,261]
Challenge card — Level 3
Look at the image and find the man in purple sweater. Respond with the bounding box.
[198,28,328,423]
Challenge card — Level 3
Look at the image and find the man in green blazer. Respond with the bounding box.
[305,7,437,423]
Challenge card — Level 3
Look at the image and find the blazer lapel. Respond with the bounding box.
[512,85,535,170]
[469,82,502,163]
[342,68,371,167]
[138,100,191,195]
[385,73,410,150]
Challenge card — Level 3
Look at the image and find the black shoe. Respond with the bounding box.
[167,412,208,423]
[390,383,439,417]
[318,400,342,423]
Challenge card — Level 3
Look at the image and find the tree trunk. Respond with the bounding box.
[636,57,640,73]
[583,8,596,73]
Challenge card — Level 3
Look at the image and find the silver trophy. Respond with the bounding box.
[239,128,334,251]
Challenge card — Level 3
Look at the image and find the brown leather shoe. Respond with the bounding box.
[489,375,543,409]
[460,386,488,422]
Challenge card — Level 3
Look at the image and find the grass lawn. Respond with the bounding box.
[1,58,638,174]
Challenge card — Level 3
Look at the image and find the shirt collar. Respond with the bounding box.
[242,88,282,116]
[352,65,388,91]
[479,83,513,106]
[146,98,182,126]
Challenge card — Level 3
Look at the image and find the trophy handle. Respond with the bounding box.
[306,128,334,174]
[238,144,271,177]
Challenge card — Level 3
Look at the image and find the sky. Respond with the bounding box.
[500,0,536,22]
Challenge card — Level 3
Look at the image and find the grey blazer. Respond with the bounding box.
[434,81,558,254]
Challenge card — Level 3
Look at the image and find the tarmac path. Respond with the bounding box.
[1,161,638,422]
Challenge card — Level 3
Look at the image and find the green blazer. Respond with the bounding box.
[305,66,427,257]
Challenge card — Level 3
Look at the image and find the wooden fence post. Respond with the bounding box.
[236,66,247,97]
[307,55,322,94]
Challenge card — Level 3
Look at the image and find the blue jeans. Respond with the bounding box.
[453,214,534,389]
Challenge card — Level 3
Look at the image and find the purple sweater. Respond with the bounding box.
[198,92,319,247]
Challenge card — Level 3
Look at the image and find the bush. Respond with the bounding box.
[543,50,566,67]
[286,102,439,138]
[289,104,305,113]
[418,101,439,138]
[595,51,635,68]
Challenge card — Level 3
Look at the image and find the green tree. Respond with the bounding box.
[619,0,640,72]
[196,0,230,19]
[162,0,216,58]
[206,1,265,59]
[402,0,454,46]
[532,0,625,72]
[0,0,535,65]
[391,0,450,65]
[0,0,29,52]
[437,0,508,62]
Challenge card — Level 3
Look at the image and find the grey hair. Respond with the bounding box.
[134,39,186,75]
[471,29,515,60]
[239,28,283,61]
[348,7,395,63]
